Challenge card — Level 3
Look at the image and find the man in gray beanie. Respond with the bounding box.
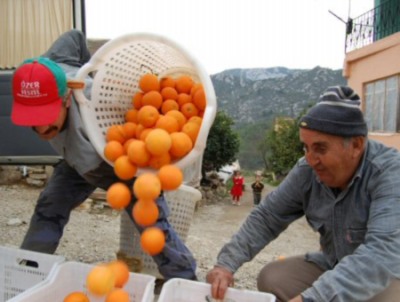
[206,86,400,301]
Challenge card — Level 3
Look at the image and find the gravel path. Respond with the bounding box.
[0,181,319,299]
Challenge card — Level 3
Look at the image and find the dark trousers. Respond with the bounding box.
[257,255,400,302]
[253,192,262,205]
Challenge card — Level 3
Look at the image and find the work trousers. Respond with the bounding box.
[257,255,400,302]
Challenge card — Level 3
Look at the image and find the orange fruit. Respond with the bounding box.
[180,102,199,119]
[125,109,139,123]
[182,121,200,144]
[135,124,145,139]
[160,76,176,89]
[86,265,115,296]
[137,105,160,128]
[161,87,178,101]
[63,291,89,302]
[192,87,206,111]
[169,132,193,159]
[161,99,179,114]
[127,139,151,167]
[141,91,163,109]
[114,155,137,180]
[139,73,160,92]
[140,227,166,255]
[133,173,162,200]
[132,199,159,226]
[188,116,203,126]
[177,93,192,107]
[132,92,143,109]
[122,122,137,139]
[107,260,130,288]
[145,129,172,156]
[190,82,203,97]
[104,141,125,162]
[165,110,187,130]
[105,288,130,302]
[155,115,179,133]
[148,153,172,169]
[139,127,153,142]
[176,75,194,94]
[158,164,183,190]
[123,138,135,154]
[106,182,131,210]
[106,125,126,144]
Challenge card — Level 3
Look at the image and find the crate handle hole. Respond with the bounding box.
[17,258,39,268]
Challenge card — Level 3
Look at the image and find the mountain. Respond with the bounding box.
[211,66,346,126]
[209,66,347,169]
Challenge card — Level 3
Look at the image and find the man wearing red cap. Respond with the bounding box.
[11,30,197,282]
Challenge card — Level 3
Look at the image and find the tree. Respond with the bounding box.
[202,111,240,177]
[263,116,304,179]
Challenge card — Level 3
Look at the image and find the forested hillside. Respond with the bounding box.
[210,66,347,169]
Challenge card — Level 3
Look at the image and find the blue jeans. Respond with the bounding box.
[21,30,197,280]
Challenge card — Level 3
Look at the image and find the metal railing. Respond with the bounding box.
[345,0,400,53]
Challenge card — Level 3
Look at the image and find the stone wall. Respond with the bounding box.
[0,165,52,187]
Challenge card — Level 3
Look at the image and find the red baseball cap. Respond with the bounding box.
[11,57,67,126]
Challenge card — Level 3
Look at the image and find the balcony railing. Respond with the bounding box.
[345,0,400,53]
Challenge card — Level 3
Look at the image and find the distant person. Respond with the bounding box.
[230,170,244,206]
[251,172,264,206]
[206,86,400,301]
[9,29,197,282]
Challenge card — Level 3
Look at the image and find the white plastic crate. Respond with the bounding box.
[158,278,276,302]
[74,32,217,174]
[10,261,155,302]
[0,246,64,302]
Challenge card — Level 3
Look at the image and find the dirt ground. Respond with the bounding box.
[0,179,319,298]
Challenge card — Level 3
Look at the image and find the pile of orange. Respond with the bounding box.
[103,73,203,257]
[63,260,130,302]
[103,73,205,172]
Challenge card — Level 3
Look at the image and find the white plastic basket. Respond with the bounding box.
[158,278,276,302]
[74,32,217,174]
[0,246,64,302]
[119,185,201,278]
[9,261,155,302]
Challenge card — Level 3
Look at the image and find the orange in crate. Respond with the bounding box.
[73,32,216,176]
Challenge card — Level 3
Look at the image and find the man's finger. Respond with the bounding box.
[216,278,230,300]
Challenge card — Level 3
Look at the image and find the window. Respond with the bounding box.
[364,75,400,133]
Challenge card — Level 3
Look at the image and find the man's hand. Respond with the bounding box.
[206,266,234,300]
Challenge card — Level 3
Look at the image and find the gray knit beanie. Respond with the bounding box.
[299,86,368,137]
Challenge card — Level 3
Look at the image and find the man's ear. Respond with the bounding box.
[352,136,366,158]
[65,89,72,108]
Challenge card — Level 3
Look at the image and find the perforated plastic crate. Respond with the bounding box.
[9,261,155,302]
[158,278,276,302]
[74,32,217,174]
[0,246,64,302]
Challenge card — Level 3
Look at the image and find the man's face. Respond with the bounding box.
[32,106,67,140]
[31,93,70,140]
[299,128,364,190]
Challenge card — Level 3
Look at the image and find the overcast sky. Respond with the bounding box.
[85,0,373,74]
